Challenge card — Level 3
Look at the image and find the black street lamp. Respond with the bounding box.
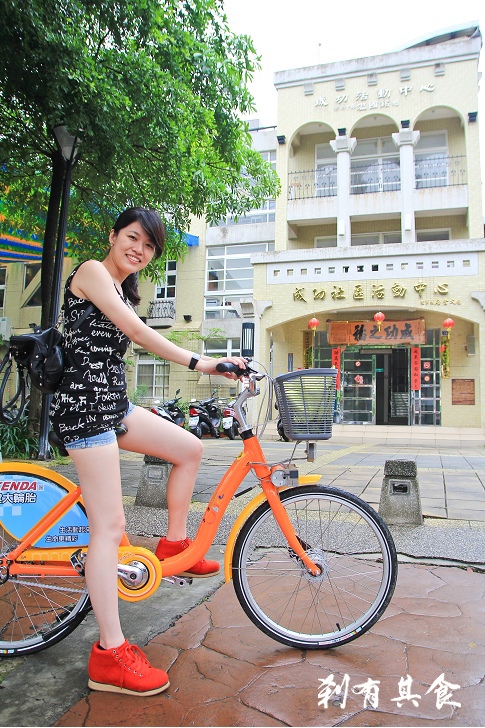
[37,125,80,460]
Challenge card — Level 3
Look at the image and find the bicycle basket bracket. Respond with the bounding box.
[274,368,337,441]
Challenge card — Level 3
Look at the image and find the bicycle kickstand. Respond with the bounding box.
[162,575,193,587]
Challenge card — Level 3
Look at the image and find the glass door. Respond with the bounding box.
[341,351,375,424]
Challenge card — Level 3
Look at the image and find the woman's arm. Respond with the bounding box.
[70,260,246,374]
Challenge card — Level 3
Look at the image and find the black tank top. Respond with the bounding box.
[50,263,131,443]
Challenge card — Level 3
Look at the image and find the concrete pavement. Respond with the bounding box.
[0,430,484,726]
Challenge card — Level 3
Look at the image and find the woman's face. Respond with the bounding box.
[109,221,156,274]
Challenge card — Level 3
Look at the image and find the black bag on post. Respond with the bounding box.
[9,326,64,395]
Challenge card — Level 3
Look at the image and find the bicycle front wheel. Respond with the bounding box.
[0,525,91,656]
[232,485,397,649]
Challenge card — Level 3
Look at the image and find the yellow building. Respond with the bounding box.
[245,23,485,440]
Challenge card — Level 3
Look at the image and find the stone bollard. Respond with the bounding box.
[378,459,423,526]
[135,455,172,509]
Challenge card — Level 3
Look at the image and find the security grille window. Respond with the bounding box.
[0,268,5,311]
[351,136,400,194]
[155,260,177,299]
[414,132,449,189]
[315,144,337,197]
[136,353,169,400]
[412,329,441,425]
[216,151,276,225]
[205,241,274,319]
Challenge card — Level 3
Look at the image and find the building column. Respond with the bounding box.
[330,131,356,247]
[392,126,420,245]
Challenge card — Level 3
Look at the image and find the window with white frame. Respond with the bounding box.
[315,236,337,248]
[155,260,177,299]
[204,337,241,358]
[215,151,277,225]
[205,241,274,319]
[0,268,6,312]
[351,136,400,194]
[416,229,450,242]
[414,132,449,189]
[136,353,169,400]
[350,232,402,246]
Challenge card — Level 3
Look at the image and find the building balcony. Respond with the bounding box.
[145,299,176,328]
[286,155,468,225]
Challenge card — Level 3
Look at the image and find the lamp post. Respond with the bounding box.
[37,125,80,460]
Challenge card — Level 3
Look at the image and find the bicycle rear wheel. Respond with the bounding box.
[232,485,397,649]
[0,525,91,656]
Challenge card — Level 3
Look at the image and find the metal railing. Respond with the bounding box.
[415,154,467,188]
[287,155,467,199]
[350,160,401,195]
[146,299,176,320]
[288,169,337,200]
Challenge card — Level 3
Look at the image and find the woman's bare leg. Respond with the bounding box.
[68,442,126,649]
[119,406,203,540]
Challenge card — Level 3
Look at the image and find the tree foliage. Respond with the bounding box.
[0,0,280,271]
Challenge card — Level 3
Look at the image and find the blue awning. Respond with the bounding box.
[184,232,199,247]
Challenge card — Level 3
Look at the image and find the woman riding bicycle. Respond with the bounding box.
[50,207,245,696]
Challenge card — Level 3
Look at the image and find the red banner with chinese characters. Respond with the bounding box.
[331,347,341,389]
[411,347,421,391]
[328,318,426,345]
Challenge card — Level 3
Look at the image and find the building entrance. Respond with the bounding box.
[341,348,410,425]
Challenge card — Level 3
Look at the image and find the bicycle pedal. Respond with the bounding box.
[162,575,193,587]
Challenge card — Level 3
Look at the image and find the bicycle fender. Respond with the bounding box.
[223,473,322,582]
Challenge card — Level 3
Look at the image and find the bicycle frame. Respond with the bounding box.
[1,372,321,595]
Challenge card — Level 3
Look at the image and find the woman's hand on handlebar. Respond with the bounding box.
[198,355,249,380]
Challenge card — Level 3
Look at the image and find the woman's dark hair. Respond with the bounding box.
[112,207,165,306]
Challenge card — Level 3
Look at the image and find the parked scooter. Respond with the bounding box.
[221,399,239,440]
[150,389,186,428]
[188,390,222,439]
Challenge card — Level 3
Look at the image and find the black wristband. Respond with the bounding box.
[188,353,201,371]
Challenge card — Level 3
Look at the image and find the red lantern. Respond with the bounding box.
[308,317,320,331]
[443,318,454,331]
[373,311,385,331]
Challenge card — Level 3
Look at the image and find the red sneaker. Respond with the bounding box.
[155,537,220,578]
[88,640,169,696]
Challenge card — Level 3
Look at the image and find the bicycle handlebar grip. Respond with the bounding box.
[216,362,248,377]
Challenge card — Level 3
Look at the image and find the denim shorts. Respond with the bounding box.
[65,402,135,451]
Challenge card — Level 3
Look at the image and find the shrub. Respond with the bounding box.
[0,416,39,459]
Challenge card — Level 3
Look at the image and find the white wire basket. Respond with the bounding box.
[274,368,337,441]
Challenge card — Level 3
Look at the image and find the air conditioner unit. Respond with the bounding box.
[0,317,12,341]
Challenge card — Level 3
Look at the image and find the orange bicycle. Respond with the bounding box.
[0,365,397,655]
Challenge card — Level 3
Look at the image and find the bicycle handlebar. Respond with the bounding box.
[216,358,256,377]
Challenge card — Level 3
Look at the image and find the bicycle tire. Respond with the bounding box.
[0,524,91,656]
[0,357,27,425]
[232,485,397,649]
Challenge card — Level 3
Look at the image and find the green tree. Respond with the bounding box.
[0,0,279,284]
[0,0,280,434]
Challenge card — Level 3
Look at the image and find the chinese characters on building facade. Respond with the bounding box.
[293,281,460,306]
[314,80,436,112]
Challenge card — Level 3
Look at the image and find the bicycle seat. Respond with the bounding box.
[48,424,128,457]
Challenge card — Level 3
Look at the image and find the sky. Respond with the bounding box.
[223,0,485,206]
